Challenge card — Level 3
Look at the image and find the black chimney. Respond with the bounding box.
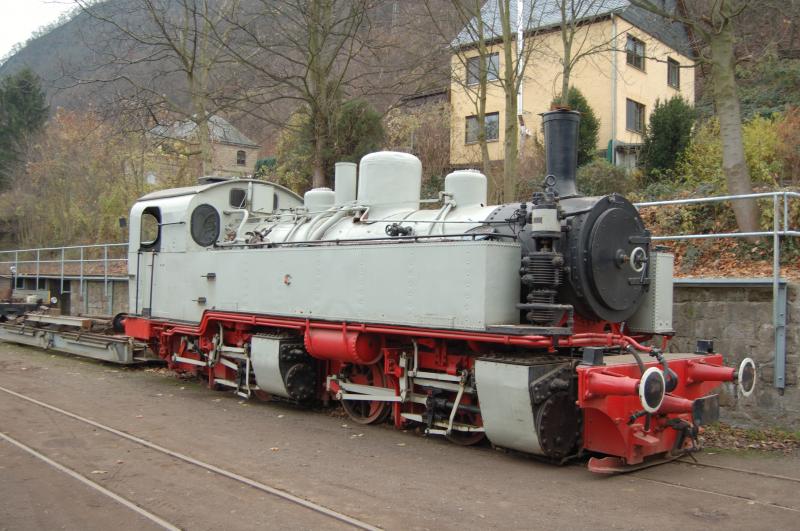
[541,109,581,198]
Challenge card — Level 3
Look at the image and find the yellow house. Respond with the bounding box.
[450,0,695,168]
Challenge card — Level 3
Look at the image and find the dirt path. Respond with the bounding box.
[1,343,798,530]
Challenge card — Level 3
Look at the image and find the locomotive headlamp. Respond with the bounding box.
[639,367,666,414]
[737,358,756,397]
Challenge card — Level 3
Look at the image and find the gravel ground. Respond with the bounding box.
[2,342,799,531]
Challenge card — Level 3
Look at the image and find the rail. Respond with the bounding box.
[634,190,799,392]
[0,243,128,316]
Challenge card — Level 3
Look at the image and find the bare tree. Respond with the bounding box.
[432,0,494,190]
[217,0,444,189]
[72,0,243,174]
[629,0,761,235]
[442,0,543,202]
[553,0,624,105]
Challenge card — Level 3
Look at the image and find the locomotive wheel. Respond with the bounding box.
[340,362,391,425]
[445,411,486,446]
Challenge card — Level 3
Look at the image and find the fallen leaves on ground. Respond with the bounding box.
[699,423,800,454]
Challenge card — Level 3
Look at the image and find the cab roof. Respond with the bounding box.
[137,178,301,203]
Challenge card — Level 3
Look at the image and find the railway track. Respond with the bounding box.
[0,384,380,531]
[620,456,800,514]
[671,457,800,484]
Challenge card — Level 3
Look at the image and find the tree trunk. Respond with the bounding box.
[196,119,212,177]
[312,112,327,189]
[709,22,760,235]
[500,1,518,203]
[558,1,572,106]
[474,6,494,201]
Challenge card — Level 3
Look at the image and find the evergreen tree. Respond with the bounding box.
[0,68,48,187]
[274,99,385,193]
[641,96,695,179]
[552,87,600,166]
[331,99,385,166]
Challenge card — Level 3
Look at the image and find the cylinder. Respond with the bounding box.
[541,109,581,198]
[304,187,335,213]
[334,162,357,205]
[304,329,381,365]
[444,170,488,207]
[357,151,421,211]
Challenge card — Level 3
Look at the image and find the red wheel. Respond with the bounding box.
[340,363,392,425]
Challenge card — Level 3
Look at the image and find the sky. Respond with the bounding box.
[0,0,75,59]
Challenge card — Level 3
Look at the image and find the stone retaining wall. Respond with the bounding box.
[669,283,799,429]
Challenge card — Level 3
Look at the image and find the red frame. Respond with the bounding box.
[126,310,730,467]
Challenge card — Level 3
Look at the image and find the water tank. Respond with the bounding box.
[357,152,421,211]
[304,187,335,213]
[334,162,357,205]
[445,170,487,207]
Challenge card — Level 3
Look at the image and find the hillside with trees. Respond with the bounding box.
[0,0,797,279]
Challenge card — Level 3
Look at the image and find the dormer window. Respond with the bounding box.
[236,150,246,166]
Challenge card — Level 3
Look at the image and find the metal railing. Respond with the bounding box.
[635,190,799,391]
[0,243,128,315]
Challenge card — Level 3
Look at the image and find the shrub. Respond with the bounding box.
[678,116,782,191]
[641,96,695,180]
[576,159,637,196]
[384,100,451,199]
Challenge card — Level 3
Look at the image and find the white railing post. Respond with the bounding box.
[104,244,110,315]
[60,247,65,295]
[773,194,785,391]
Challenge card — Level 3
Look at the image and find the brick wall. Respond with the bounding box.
[211,144,259,176]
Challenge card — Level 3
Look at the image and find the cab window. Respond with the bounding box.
[140,207,161,250]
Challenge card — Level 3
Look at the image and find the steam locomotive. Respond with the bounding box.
[122,110,755,473]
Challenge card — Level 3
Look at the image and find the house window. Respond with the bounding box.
[626,36,645,70]
[465,112,499,144]
[236,150,246,166]
[667,58,680,89]
[626,99,645,133]
[467,53,499,86]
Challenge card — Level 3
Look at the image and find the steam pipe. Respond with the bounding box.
[310,208,348,240]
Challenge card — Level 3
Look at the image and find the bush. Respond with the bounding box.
[576,159,637,196]
[641,96,695,180]
[678,116,782,191]
[644,112,799,239]
[552,87,599,167]
[384,100,451,199]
